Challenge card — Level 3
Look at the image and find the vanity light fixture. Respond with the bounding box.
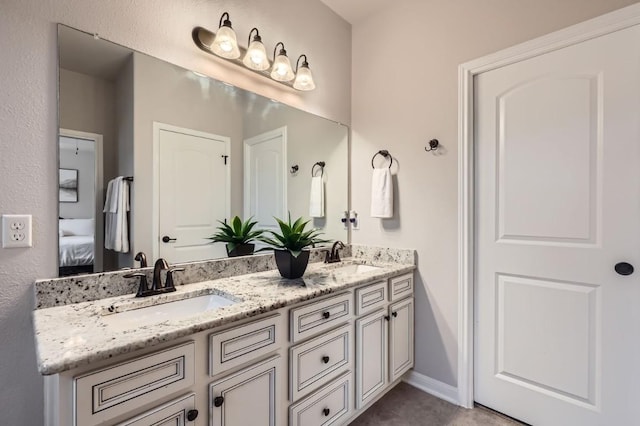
[270,42,295,82]
[210,12,241,59]
[293,54,315,91]
[192,15,316,91]
[242,28,270,71]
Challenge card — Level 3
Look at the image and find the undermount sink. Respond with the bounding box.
[330,263,382,274]
[101,293,237,329]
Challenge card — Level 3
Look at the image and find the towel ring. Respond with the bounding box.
[371,150,393,169]
[312,161,325,177]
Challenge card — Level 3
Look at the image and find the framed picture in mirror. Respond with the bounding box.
[59,168,79,203]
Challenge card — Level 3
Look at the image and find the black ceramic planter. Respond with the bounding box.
[274,249,310,279]
[226,243,255,257]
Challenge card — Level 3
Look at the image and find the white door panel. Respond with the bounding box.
[244,127,287,234]
[157,125,229,262]
[475,25,640,425]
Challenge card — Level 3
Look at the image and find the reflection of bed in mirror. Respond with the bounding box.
[59,218,95,276]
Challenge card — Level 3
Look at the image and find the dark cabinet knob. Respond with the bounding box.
[392,311,398,318]
[384,315,390,321]
[323,408,331,416]
[322,311,330,319]
[322,356,330,364]
[213,396,224,407]
[615,262,634,276]
[187,409,198,421]
[162,235,177,243]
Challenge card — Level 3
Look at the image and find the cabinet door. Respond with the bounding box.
[389,298,414,382]
[209,356,281,426]
[355,310,388,409]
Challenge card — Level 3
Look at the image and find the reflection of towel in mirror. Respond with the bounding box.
[309,175,325,218]
[370,168,393,218]
[103,177,130,252]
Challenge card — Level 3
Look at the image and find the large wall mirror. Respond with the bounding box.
[56,25,348,277]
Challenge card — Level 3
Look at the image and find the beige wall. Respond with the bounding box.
[0,1,350,424]
[351,0,639,388]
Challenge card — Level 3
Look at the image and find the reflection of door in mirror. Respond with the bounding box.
[244,127,287,239]
[155,123,230,263]
[58,131,103,276]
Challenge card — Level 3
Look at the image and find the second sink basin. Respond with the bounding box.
[331,263,382,274]
[102,293,237,329]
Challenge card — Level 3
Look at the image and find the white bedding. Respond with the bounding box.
[59,235,94,267]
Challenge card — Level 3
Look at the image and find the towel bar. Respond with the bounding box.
[312,161,325,177]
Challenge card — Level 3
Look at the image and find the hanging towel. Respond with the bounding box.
[309,176,325,218]
[370,168,393,218]
[103,176,130,252]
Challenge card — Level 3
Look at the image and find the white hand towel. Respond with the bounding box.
[104,177,130,252]
[309,175,325,218]
[370,168,393,218]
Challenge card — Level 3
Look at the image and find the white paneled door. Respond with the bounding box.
[244,127,287,234]
[474,25,640,425]
[157,124,229,263]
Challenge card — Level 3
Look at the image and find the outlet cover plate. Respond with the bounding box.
[2,214,32,248]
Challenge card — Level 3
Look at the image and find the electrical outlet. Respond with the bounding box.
[2,214,32,248]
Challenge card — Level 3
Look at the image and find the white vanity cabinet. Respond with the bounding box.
[354,273,415,410]
[44,269,414,426]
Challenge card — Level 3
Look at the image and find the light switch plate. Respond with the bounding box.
[2,214,33,248]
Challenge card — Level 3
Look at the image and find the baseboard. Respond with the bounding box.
[403,370,460,406]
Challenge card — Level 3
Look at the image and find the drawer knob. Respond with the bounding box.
[384,315,390,321]
[392,311,398,318]
[187,409,199,421]
[322,356,330,364]
[213,396,225,407]
[322,311,331,319]
[323,408,331,416]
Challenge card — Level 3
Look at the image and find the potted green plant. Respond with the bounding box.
[260,213,328,279]
[208,216,265,257]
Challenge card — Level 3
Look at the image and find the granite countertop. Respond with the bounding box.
[34,258,415,375]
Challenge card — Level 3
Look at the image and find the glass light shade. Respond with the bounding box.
[242,40,270,71]
[270,54,295,82]
[210,25,240,59]
[293,65,316,91]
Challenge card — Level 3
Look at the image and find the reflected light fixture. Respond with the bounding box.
[293,54,315,91]
[270,42,295,82]
[210,12,241,59]
[242,28,269,71]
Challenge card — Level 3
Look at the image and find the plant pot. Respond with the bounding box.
[274,249,310,279]
[226,243,255,257]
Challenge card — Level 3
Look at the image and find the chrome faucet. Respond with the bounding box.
[325,241,345,263]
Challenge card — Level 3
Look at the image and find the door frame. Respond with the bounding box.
[457,3,640,408]
[152,122,231,261]
[58,128,104,273]
[242,126,288,220]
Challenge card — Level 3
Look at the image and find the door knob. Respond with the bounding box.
[615,262,634,276]
[162,235,177,243]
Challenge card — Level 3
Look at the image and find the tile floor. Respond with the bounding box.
[349,382,525,426]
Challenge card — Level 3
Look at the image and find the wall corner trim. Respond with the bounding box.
[402,371,459,406]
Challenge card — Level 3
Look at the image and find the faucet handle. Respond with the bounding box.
[165,267,185,291]
[124,272,149,297]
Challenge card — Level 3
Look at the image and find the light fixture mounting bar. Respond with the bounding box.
[192,26,296,89]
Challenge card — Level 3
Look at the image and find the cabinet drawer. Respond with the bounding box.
[290,293,352,343]
[290,324,351,401]
[74,342,195,426]
[389,273,413,301]
[355,281,387,315]
[209,314,281,375]
[116,393,196,425]
[289,372,352,426]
